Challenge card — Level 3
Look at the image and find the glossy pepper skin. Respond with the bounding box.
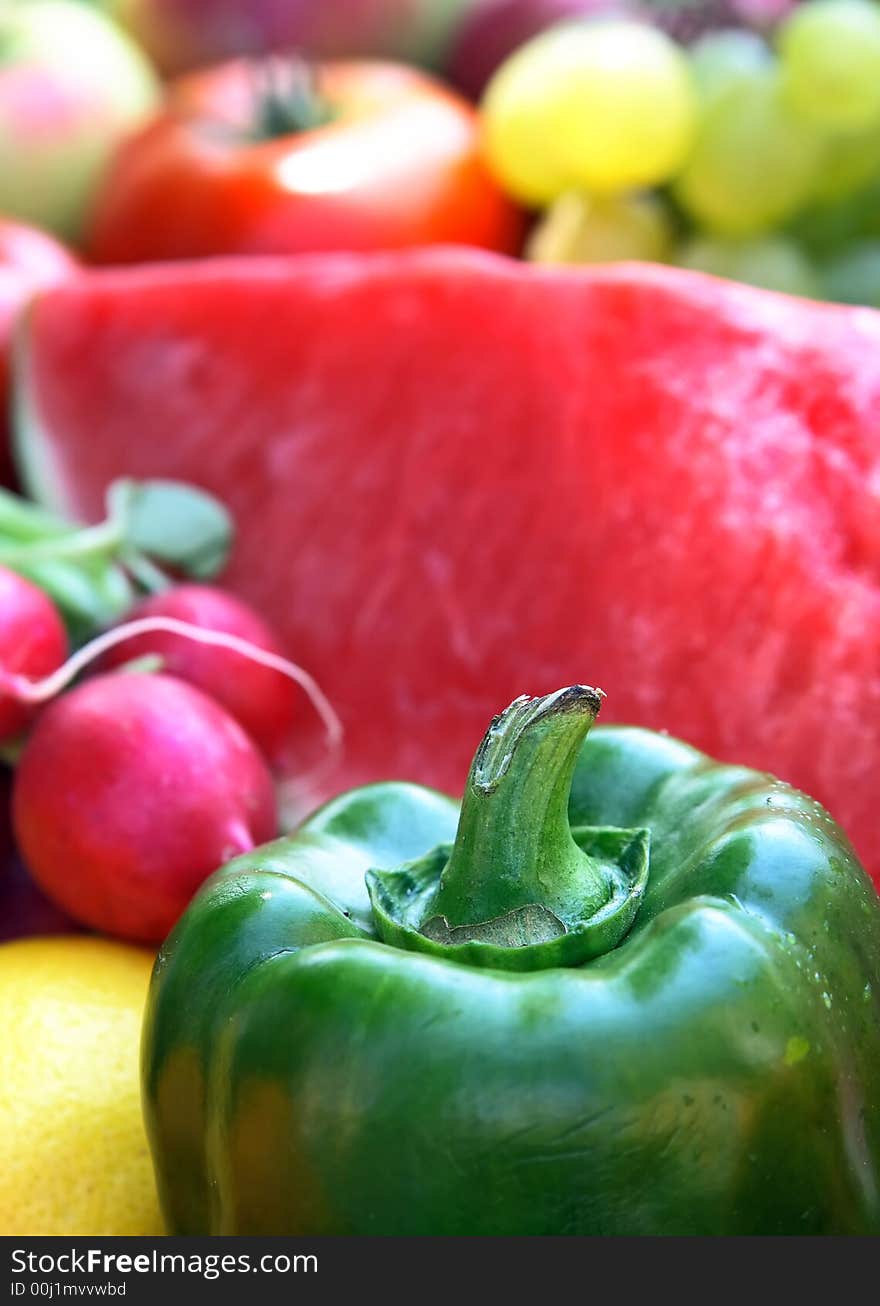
[143,687,880,1235]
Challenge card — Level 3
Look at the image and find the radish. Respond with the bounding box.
[98,584,298,764]
[12,672,278,943]
[0,564,67,742]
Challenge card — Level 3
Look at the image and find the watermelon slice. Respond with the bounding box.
[15,248,880,883]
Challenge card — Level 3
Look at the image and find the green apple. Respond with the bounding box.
[0,1,160,241]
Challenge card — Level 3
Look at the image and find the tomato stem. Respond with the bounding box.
[249,58,335,141]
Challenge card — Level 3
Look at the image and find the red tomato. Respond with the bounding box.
[0,220,76,485]
[87,59,525,262]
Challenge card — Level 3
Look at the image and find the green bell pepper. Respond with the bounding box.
[143,686,880,1235]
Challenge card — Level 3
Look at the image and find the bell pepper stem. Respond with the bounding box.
[426,685,609,936]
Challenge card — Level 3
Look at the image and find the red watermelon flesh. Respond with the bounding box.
[15,249,880,882]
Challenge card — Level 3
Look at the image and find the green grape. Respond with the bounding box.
[690,30,774,104]
[526,192,674,265]
[482,20,697,203]
[678,234,821,297]
[674,69,824,236]
[789,177,880,256]
[788,197,870,257]
[822,240,880,305]
[779,0,880,131]
[810,115,880,204]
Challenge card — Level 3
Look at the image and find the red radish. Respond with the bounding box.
[0,564,67,741]
[98,584,298,764]
[12,671,278,943]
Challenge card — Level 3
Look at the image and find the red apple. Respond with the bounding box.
[0,220,77,486]
[0,1,160,241]
[107,0,477,75]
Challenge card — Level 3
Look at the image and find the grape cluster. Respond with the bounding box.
[482,2,880,303]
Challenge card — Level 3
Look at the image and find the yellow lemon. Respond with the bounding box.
[0,936,164,1235]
